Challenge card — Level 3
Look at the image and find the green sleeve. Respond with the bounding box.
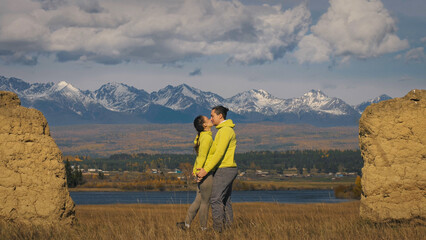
[193,134,212,174]
[203,128,232,173]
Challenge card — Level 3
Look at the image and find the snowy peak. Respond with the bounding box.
[156,84,200,99]
[151,84,224,110]
[94,82,150,112]
[0,76,31,93]
[302,89,328,99]
[295,89,352,115]
[55,81,70,91]
[300,90,332,105]
[170,84,201,100]
[178,83,198,94]
[226,89,354,116]
[226,89,282,115]
[45,81,98,116]
[50,81,81,95]
[355,94,392,114]
[300,89,332,106]
[95,82,148,98]
[24,82,55,96]
[151,85,190,109]
[52,81,81,94]
[369,94,392,103]
[0,77,87,104]
[242,89,274,100]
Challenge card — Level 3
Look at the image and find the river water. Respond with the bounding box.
[70,190,350,205]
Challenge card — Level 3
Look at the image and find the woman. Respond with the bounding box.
[177,115,214,230]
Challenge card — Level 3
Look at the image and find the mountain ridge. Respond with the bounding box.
[354,94,392,114]
[0,75,392,126]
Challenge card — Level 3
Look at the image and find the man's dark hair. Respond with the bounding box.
[212,105,229,119]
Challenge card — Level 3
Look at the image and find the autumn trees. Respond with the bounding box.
[65,160,85,188]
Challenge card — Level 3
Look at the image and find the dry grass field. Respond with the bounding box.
[1,202,424,240]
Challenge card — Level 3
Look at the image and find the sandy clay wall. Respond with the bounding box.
[0,91,75,225]
[359,89,425,223]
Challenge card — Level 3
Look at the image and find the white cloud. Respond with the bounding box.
[404,47,425,62]
[293,34,331,63]
[421,37,426,43]
[294,0,409,64]
[0,0,311,65]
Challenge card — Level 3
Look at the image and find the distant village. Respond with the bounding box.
[70,164,357,182]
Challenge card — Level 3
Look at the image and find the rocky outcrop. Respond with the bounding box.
[359,89,426,223]
[0,91,75,225]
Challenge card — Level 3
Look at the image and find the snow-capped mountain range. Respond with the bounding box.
[0,75,391,126]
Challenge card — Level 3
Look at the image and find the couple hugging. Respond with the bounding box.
[177,105,238,232]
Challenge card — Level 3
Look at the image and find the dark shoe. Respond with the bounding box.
[176,222,188,230]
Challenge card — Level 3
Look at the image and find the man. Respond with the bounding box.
[197,105,237,232]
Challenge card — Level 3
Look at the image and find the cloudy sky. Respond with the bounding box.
[0,0,425,104]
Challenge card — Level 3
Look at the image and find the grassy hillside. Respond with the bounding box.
[1,202,424,239]
[51,122,359,156]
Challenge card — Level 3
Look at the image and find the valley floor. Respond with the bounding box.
[51,123,359,156]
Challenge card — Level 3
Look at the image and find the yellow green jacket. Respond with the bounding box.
[192,131,213,175]
[203,119,237,173]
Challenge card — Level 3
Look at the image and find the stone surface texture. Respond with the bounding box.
[359,89,426,223]
[0,91,75,225]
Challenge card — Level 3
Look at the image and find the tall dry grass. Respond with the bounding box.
[1,202,424,240]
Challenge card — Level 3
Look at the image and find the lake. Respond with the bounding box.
[70,190,351,205]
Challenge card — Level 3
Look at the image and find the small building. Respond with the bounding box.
[167,169,182,174]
